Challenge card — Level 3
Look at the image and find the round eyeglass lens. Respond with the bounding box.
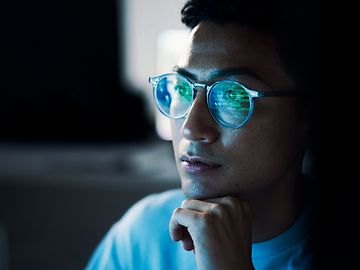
[155,74,193,118]
[208,81,251,127]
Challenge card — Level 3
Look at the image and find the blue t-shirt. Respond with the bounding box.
[86,189,314,270]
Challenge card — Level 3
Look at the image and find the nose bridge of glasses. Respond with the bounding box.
[192,82,210,97]
[193,82,207,88]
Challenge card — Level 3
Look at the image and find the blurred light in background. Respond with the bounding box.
[122,0,188,140]
[155,30,189,140]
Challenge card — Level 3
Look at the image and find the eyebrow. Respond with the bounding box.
[173,65,263,82]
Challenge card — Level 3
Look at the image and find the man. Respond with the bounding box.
[86,0,321,269]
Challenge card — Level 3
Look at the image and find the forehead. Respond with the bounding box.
[177,22,294,89]
[179,22,277,64]
[195,22,276,51]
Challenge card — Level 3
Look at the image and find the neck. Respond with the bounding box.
[249,164,306,243]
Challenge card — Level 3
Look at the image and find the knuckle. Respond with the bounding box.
[211,203,224,214]
[226,196,238,206]
[173,207,183,215]
[180,199,189,208]
[202,212,215,225]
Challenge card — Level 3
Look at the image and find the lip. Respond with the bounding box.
[180,155,222,174]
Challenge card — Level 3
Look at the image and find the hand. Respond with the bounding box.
[169,196,255,270]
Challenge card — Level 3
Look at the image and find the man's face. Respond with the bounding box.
[171,22,306,200]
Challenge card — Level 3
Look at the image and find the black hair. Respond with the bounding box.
[181,0,283,33]
[180,0,322,94]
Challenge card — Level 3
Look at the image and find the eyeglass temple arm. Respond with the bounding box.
[248,89,300,98]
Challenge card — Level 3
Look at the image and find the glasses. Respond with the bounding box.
[149,73,298,128]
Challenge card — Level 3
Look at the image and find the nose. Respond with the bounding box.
[181,90,220,144]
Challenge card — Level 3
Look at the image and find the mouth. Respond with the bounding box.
[180,155,222,174]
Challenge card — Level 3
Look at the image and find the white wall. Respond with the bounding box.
[120,0,188,139]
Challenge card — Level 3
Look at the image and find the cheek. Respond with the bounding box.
[221,130,267,174]
[222,103,302,180]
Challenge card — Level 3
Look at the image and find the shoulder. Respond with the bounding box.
[118,188,185,229]
[129,188,185,215]
[108,188,185,249]
[86,189,186,269]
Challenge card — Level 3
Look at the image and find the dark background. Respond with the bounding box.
[1,0,152,142]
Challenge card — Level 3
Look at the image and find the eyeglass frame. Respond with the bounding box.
[149,73,300,129]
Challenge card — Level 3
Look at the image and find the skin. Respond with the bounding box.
[168,21,308,270]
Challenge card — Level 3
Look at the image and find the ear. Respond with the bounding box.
[296,97,313,151]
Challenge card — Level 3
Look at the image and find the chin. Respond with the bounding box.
[180,175,214,199]
[181,181,232,200]
[180,174,253,200]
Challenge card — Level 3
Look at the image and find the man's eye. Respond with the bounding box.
[175,84,191,98]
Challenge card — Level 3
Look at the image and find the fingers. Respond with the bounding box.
[169,207,201,240]
[181,196,252,217]
[181,235,195,251]
[169,196,253,254]
[169,207,202,252]
[205,196,251,209]
[181,199,218,212]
